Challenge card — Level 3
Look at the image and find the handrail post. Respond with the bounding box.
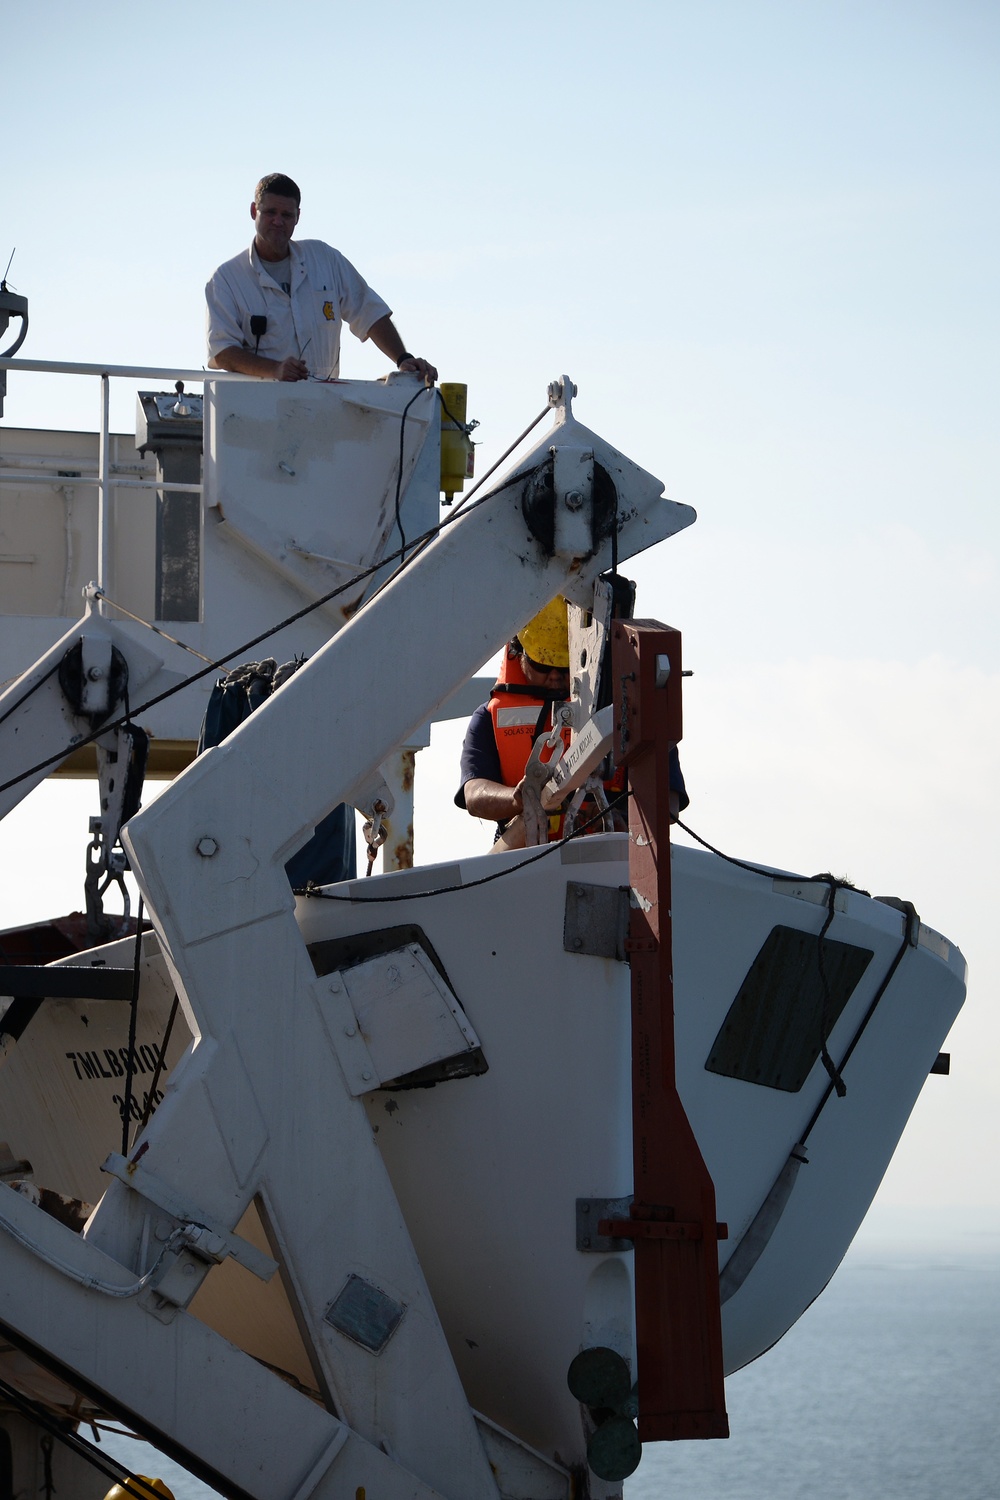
[97,372,111,614]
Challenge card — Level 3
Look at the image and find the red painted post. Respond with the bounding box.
[605,620,729,1442]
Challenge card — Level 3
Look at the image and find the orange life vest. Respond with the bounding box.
[488,646,571,840]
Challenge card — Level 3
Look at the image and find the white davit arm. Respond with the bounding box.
[124,378,694,935]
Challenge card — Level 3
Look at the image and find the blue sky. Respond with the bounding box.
[3,0,998,1221]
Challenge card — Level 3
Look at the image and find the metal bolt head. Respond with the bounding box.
[564,489,584,511]
[87,665,104,681]
[345,1025,357,1037]
[196,837,219,858]
[361,1070,372,1082]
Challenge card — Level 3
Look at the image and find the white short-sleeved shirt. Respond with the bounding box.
[205,239,391,379]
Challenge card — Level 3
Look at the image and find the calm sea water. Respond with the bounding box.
[629,1241,999,1500]
[96,1240,999,1500]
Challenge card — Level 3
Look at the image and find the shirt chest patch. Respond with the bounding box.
[322,301,337,321]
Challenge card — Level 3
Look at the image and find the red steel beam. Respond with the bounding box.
[607,620,729,1442]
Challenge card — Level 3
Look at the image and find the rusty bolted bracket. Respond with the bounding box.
[576,1196,634,1253]
[598,1213,729,1245]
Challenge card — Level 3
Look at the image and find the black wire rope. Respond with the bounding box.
[676,817,929,1119]
[297,791,904,1137]
[134,992,180,1139]
[814,877,848,1098]
[0,1372,162,1500]
[445,404,549,517]
[0,455,548,804]
[120,896,145,1156]
[0,391,555,798]
[799,905,918,1147]
[675,818,815,882]
[366,446,551,605]
[0,659,62,732]
[392,383,436,560]
[300,794,629,904]
[436,388,474,434]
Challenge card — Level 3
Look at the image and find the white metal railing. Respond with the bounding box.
[0,358,251,613]
[0,358,238,379]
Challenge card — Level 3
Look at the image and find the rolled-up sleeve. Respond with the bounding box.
[333,252,391,343]
[205,264,247,363]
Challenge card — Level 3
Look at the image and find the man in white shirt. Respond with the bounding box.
[206,173,437,383]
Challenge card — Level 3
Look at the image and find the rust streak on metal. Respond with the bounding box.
[392,826,414,870]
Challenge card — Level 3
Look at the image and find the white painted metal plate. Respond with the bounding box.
[204,378,436,604]
[341,943,481,1088]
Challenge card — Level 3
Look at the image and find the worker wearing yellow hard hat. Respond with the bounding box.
[455,597,574,848]
[517,595,570,670]
[104,1477,176,1500]
[455,592,687,848]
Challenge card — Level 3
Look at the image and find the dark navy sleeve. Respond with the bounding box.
[454,705,501,808]
[669,745,689,812]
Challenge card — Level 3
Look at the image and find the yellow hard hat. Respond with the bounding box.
[104,1478,176,1500]
[518,596,569,668]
